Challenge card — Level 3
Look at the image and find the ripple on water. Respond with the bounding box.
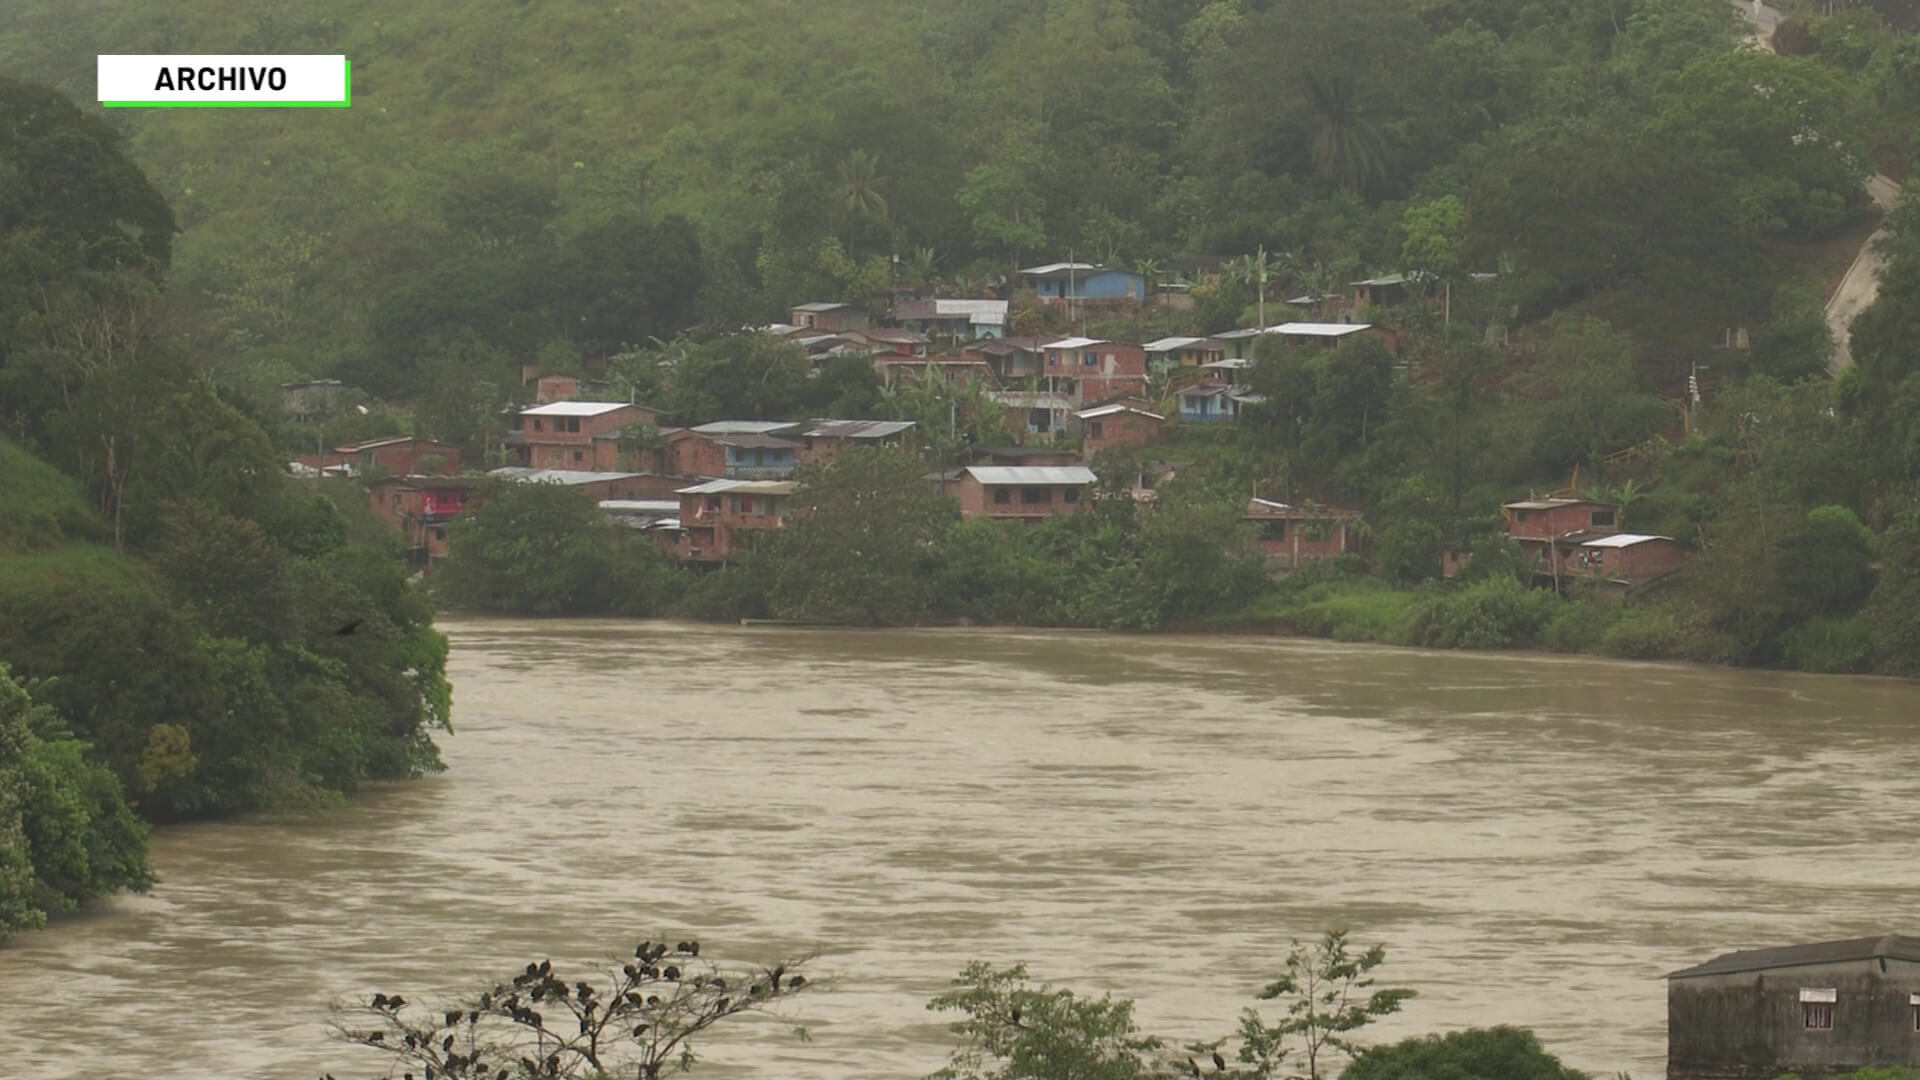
[7,619,1920,1080]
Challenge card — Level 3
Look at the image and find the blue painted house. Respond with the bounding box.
[1018,262,1148,303]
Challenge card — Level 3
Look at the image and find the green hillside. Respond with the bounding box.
[12,0,1915,403]
[0,438,104,552]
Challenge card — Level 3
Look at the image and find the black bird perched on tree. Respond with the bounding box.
[1010,1005,1021,1024]
[335,619,361,636]
[372,994,390,1009]
[1188,1058,1202,1077]
[1213,1051,1228,1071]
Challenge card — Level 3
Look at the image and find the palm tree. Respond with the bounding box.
[904,246,939,292]
[1135,257,1162,307]
[1302,70,1391,194]
[835,149,888,220]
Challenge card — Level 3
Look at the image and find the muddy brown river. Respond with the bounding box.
[5,618,1920,1079]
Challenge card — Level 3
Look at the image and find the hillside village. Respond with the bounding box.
[291,263,1690,600]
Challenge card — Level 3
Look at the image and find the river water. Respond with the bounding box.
[5,618,1920,1079]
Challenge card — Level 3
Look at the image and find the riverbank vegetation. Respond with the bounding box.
[0,79,453,925]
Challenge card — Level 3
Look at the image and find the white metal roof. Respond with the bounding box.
[1213,327,1262,339]
[970,310,1009,326]
[520,401,638,417]
[1580,533,1674,548]
[1199,358,1252,369]
[931,299,1008,316]
[675,479,798,495]
[1019,262,1099,275]
[989,391,1074,409]
[689,420,802,435]
[1045,336,1107,350]
[1143,336,1214,351]
[489,467,643,485]
[800,419,917,439]
[1269,322,1374,337]
[1076,404,1165,421]
[792,301,851,312]
[964,465,1098,485]
[598,500,679,513]
[1250,497,1293,511]
[1505,498,1597,510]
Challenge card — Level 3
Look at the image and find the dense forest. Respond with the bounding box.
[8,0,1920,929]
[0,80,451,937]
[0,0,1914,404]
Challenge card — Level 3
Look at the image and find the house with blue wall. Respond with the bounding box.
[1018,262,1148,303]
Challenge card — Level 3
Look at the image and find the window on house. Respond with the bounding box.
[1083,350,1097,367]
[1063,488,1080,504]
[1021,487,1047,504]
[431,527,445,542]
[1263,520,1287,541]
[1802,989,1836,1030]
[565,417,581,433]
[1591,509,1616,527]
[533,418,544,432]
[572,450,584,463]
[733,497,750,514]
[1088,421,1104,439]
[1911,1003,1919,1032]
[1514,510,1530,522]
[994,487,1010,504]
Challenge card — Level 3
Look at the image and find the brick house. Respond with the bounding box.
[661,421,803,479]
[366,474,482,569]
[892,298,1009,342]
[532,373,579,403]
[794,420,917,466]
[487,467,665,501]
[302,436,463,476]
[873,355,995,388]
[969,336,1050,383]
[1244,499,1360,569]
[1668,934,1920,1080]
[951,465,1097,521]
[839,327,931,357]
[790,301,869,333]
[1572,533,1688,584]
[665,478,795,563]
[508,401,664,470]
[1076,403,1165,456]
[1041,338,1149,407]
[1142,336,1226,373]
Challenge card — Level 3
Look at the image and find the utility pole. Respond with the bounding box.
[1256,245,1268,331]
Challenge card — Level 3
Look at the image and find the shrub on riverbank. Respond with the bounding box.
[0,662,150,941]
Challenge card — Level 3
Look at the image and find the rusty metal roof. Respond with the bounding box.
[1666,935,1920,979]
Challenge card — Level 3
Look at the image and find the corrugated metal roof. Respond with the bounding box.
[989,391,1074,409]
[1046,336,1107,350]
[1019,262,1099,275]
[712,433,799,449]
[521,401,641,417]
[1200,358,1251,369]
[1213,327,1263,340]
[1351,272,1433,287]
[1581,533,1673,548]
[599,500,679,512]
[1504,498,1601,510]
[1271,322,1374,337]
[675,479,797,495]
[792,301,851,312]
[964,466,1097,485]
[1668,936,1920,980]
[489,467,644,486]
[846,328,931,343]
[690,421,803,435]
[1144,334,1205,351]
[933,299,1008,316]
[1076,404,1165,420]
[801,419,917,439]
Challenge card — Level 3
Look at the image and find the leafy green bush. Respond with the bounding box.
[1407,577,1560,650]
[1541,598,1623,653]
[1599,608,1680,658]
[1779,615,1873,674]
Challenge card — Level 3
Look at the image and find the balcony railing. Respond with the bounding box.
[723,465,794,480]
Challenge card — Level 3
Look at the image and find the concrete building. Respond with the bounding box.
[1668,935,1920,1080]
